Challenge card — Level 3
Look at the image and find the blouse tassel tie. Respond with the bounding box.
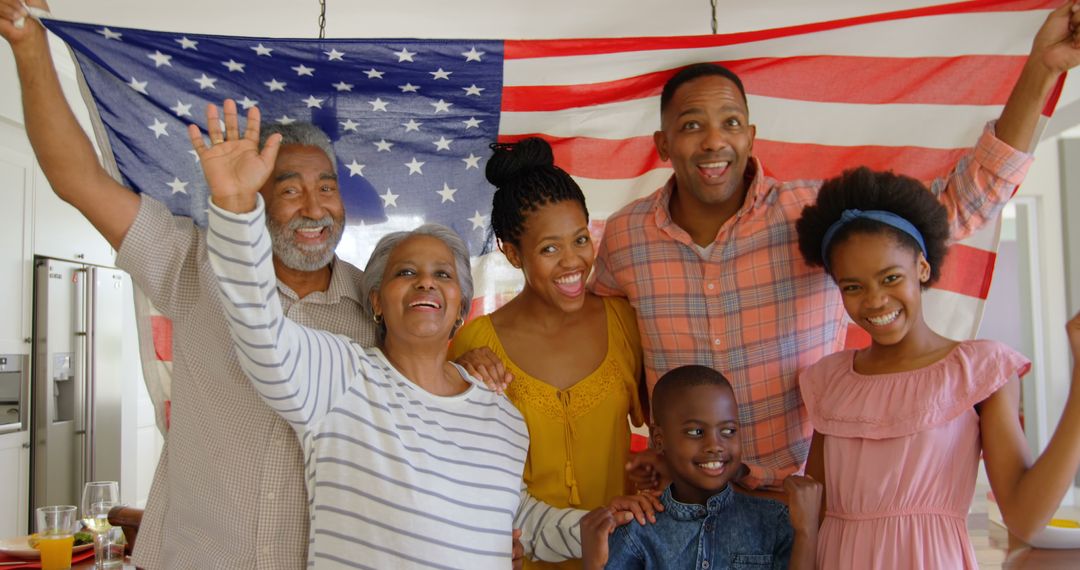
[559,391,581,506]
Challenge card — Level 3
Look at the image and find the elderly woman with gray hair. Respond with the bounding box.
[190,101,659,569]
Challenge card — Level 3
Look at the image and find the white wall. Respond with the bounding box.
[1018,135,1074,457]
[41,0,974,38]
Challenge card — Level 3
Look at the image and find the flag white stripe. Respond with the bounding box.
[923,288,994,340]
[503,11,1049,87]
[953,213,1003,252]
[574,171,672,218]
[501,95,999,149]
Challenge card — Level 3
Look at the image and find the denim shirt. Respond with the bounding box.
[606,485,793,569]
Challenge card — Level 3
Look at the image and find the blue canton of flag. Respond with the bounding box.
[43,20,503,257]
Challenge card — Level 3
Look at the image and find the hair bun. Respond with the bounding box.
[485,137,555,187]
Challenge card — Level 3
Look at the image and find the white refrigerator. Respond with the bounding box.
[31,257,127,516]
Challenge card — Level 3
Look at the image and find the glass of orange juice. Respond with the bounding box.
[35,505,77,570]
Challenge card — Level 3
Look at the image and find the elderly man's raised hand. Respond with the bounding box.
[1032,0,1080,75]
[189,99,281,214]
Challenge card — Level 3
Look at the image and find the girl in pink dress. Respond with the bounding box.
[793,166,1080,569]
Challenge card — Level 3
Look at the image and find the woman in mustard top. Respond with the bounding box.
[450,138,645,569]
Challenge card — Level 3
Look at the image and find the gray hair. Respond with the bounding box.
[259,122,336,166]
[360,224,474,340]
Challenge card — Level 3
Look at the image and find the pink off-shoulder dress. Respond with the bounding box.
[800,340,1030,570]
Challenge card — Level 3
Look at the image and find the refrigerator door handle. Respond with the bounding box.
[84,268,96,483]
[73,267,92,486]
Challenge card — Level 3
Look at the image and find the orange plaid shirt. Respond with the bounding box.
[590,123,1032,489]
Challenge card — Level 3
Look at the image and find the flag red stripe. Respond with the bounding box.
[150,315,174,362]
[753,140,970,183]
[501,55,1027,112]
[498,133,970,183]
[936,243,997,299]
[504,0,1056,59]
[1045,72,1067,116]
[844,323,872,350]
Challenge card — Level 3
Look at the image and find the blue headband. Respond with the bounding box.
[821,209,927,270]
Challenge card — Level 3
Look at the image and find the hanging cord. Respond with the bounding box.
[318,0,327,39]
[710,0,718,34]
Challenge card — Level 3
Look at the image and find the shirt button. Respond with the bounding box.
[707,283,715,290]
[713,339,721,345]
[702,561,710,569]
[704,523,713,532]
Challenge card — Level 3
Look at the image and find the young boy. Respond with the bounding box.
[582,365,821,569]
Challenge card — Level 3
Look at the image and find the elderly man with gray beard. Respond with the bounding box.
[1,4,375,564]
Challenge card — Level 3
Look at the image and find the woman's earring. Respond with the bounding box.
[454,317,465,329]
[373,313,383,325]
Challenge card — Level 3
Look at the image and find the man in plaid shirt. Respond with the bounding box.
[592,7,1080,490]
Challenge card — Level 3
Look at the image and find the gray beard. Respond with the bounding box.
[267,214,344,272]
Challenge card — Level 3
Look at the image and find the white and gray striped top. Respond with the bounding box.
[207,197,586,569]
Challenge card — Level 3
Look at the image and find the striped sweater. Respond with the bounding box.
[207,197,585,568]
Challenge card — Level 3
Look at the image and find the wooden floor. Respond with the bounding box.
[970,483,1080,569]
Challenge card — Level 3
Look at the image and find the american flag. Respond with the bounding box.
[40,0,1063,428]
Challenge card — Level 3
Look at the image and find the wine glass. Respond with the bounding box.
[81,481,120,568]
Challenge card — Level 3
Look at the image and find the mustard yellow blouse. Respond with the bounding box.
[450,297,644,570]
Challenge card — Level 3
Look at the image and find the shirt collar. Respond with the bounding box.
[651,157,769,244]
[660,484,735,521]
[277,256,363,305]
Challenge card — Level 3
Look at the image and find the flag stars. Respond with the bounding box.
[276,115,296,125]
[147,51,172,67]
[394,47,416,62]
[462,153,481,169]
[264,79,287,92]
[188,149,200,163]
[380,188,399,207]
[325,48,345,61]
[398,83,420,93]
[171,100,192,117]
[127,77,149,95]
[194,74,218,90]
[405,157,425,175]
[148,118,169,138]
[98,28,122,40]
[369,98,389,112]
[462,47,484,62]
[463,85,484,96]
[176,36,198,50]
[340,119,360,132]
[292,64,315,77]
[374,139,393,152]
[167,177,189,195]
[346,160,366,177]
[333,81,354,92]
[402,119,422,132]
[303,95,325,108]
[432,136,452,151]
[436,183,457,203]
[430,68,452,80]
[252,43,273,56]
[463,117,482,129]
[431,99,452,113]
[238,96,259,110]
[468,210,488,231]
[364,68,384,79]
[222,59,246,73]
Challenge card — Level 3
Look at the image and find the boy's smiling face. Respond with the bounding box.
[653,383,742,505]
